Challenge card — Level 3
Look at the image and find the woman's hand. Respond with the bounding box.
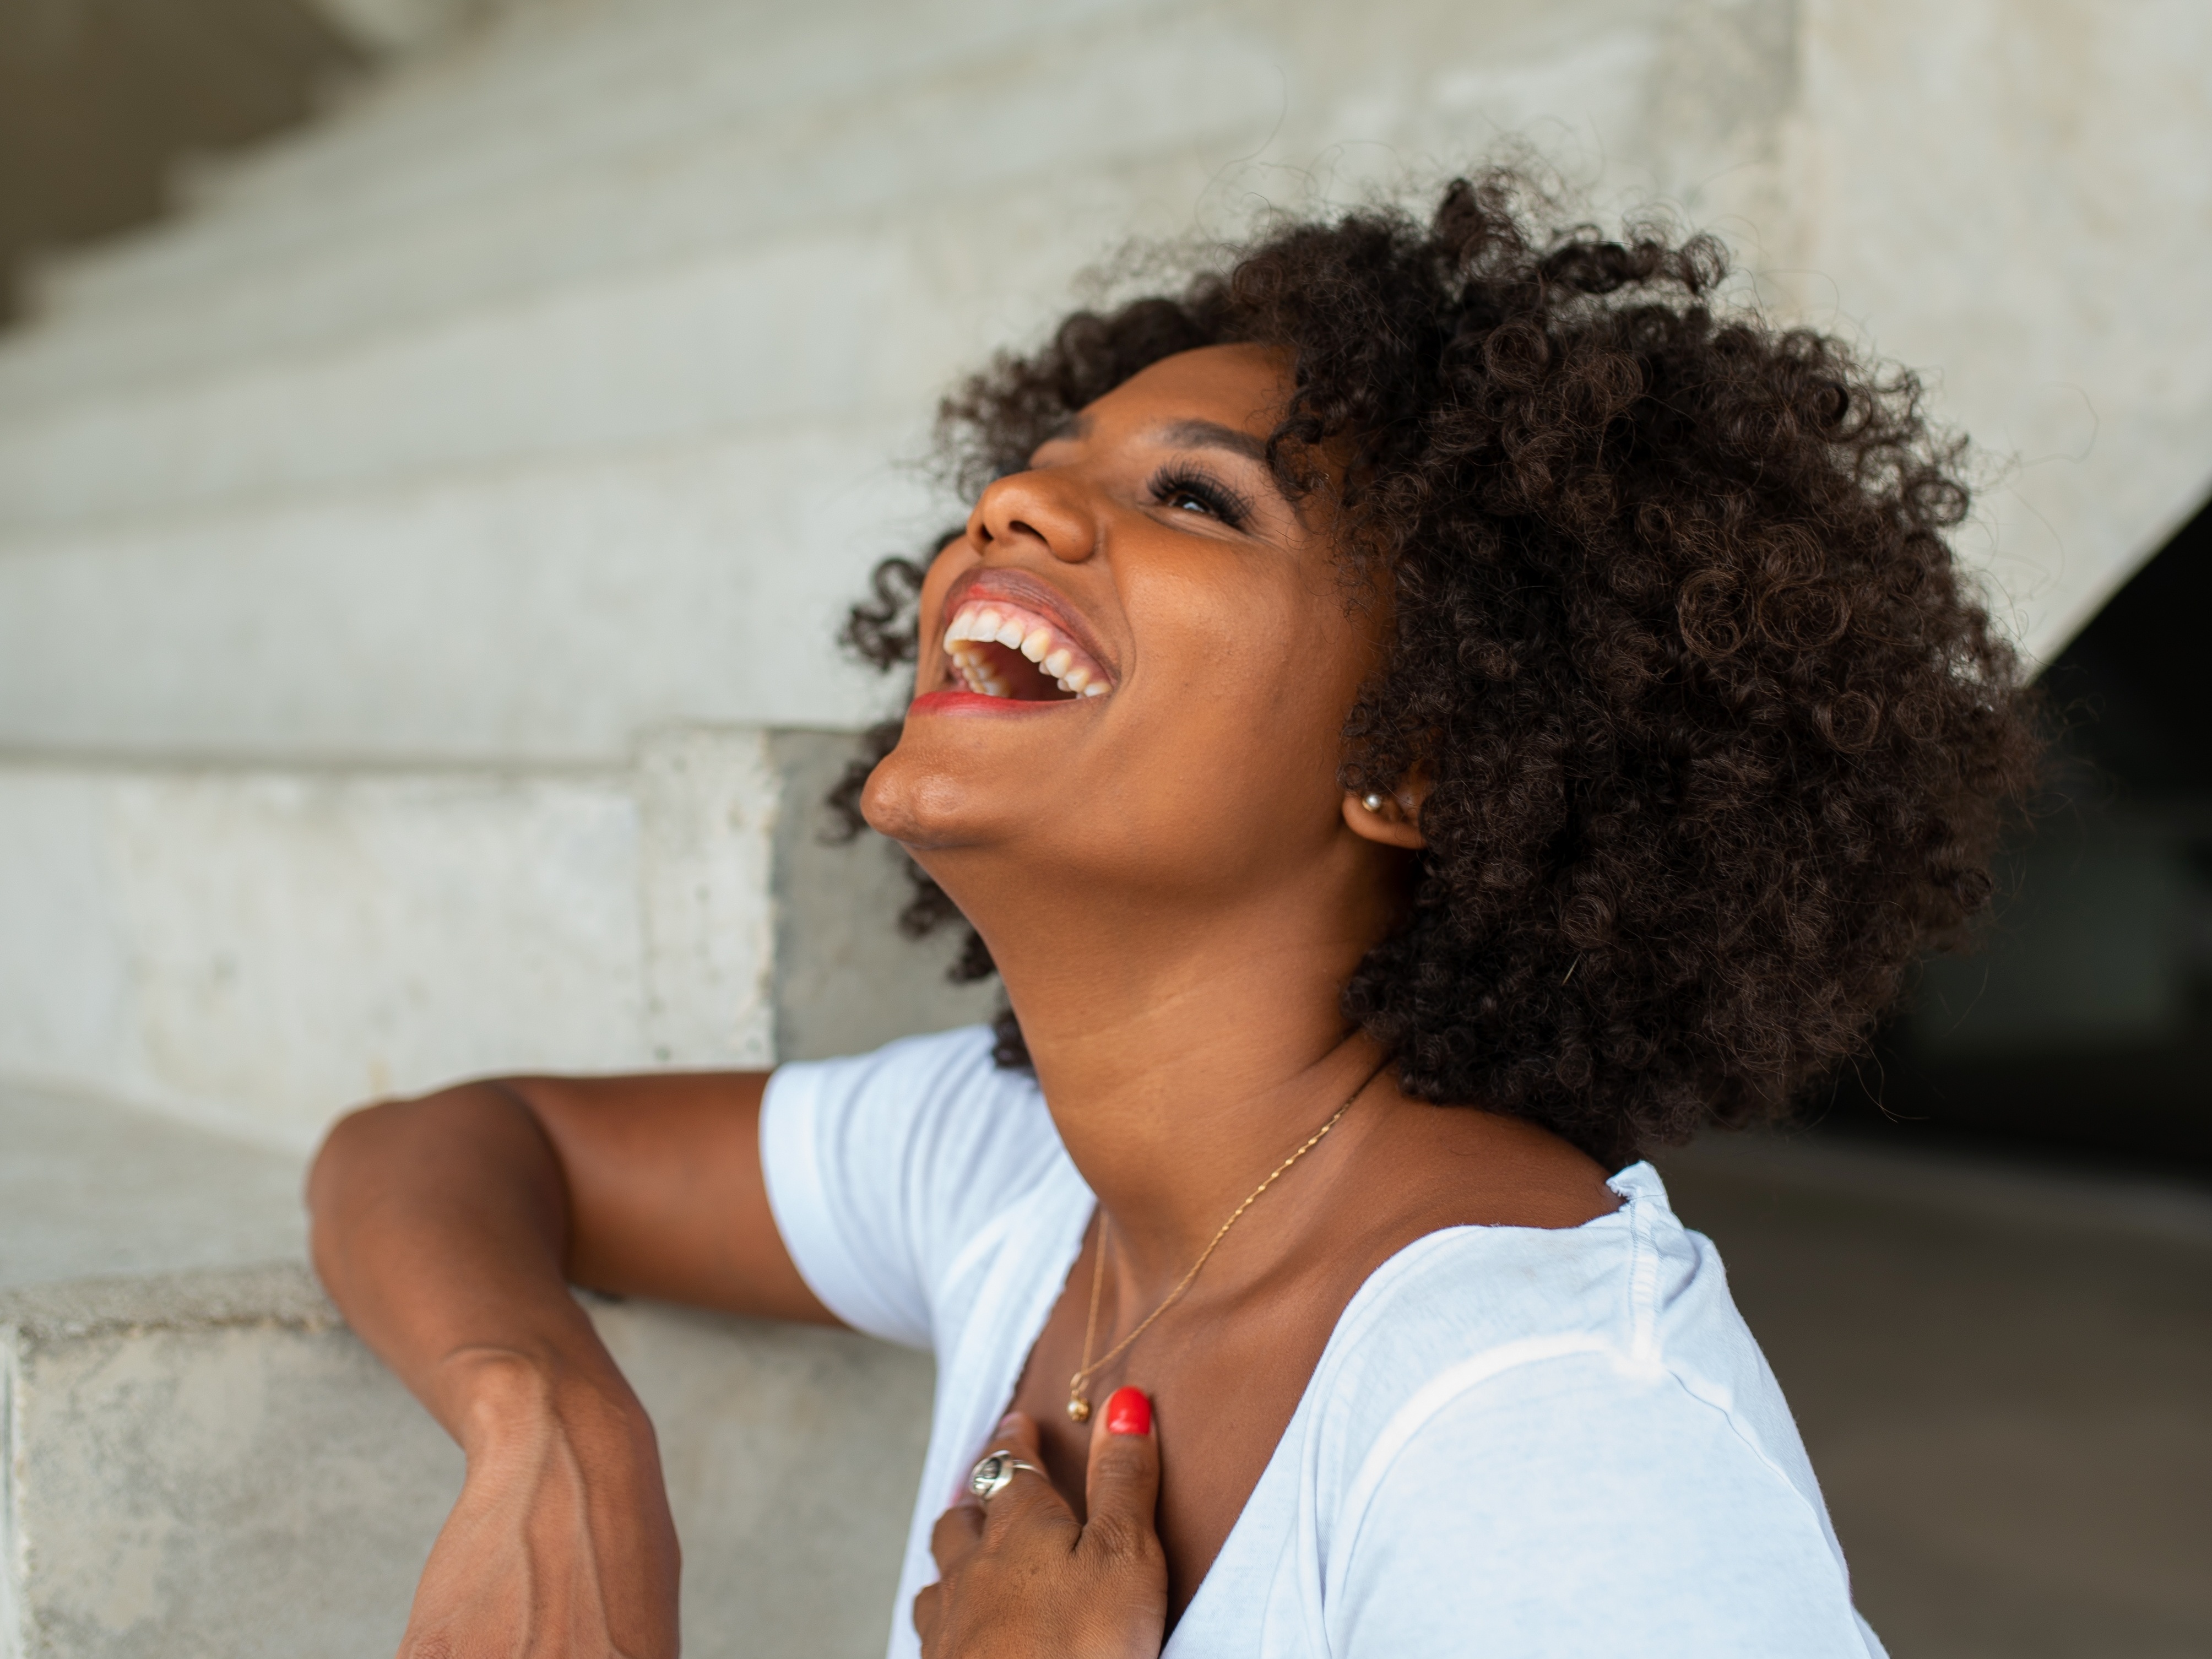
[914,1390,1168,1659]
[395,1351,681,1659]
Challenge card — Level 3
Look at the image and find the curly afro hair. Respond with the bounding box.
[831,170,2041,1168]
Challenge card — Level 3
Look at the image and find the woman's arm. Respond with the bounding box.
[307,1070,837,1657]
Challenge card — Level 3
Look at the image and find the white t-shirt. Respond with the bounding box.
[760,1026,1888,1659]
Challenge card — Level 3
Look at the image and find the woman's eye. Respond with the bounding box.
[1148,468,1250,528]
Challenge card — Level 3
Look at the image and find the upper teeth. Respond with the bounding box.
[942,600,1111,700]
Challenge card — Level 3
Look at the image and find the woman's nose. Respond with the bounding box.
[967,469,1097,565]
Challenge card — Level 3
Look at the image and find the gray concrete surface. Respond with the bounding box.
[0,727,1000,1159]
[0,1084,305,1289]
[1662,1135,2212,1659]
[0,1083,932,1659]
[768,728,1000,1065]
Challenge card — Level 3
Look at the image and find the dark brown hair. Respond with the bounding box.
[832,171,2041,1168]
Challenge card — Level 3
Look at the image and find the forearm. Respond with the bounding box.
[308,1082,639,1449]
[312,1083,684,1655]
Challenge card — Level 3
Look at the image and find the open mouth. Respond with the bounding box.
[941,598,1113,702]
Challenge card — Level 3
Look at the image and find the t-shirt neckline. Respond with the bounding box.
[973,1152,1661,1642]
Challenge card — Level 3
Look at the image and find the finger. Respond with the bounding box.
[976,1412,1079,1542]
[991,1409,1046,1463]
[1081,1386,1162,1559]
[912,1582,940,1648]
[930,1499,983,1573]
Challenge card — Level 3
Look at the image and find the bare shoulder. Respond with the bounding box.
[1365,1096,1624,1234]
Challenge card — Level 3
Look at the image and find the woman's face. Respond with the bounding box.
[863,344,1396,915]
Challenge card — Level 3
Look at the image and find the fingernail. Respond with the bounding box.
[1104,1387,1151,1436]
[997,1413,1022,1435]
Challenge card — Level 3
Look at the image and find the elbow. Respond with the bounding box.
[305,1096,399,1271]
[307,1096,394,1215]
[305,1078,544,1224]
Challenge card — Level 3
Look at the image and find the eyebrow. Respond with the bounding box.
[1035,413,1289,502]
[1159,418,1271,465]
[1040,413,1272,465]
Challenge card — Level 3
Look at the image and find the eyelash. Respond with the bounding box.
[1147,465,1253,530]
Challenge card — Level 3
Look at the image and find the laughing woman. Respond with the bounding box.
[310,173,2038,1659]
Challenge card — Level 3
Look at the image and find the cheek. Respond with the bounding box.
[1123,605,1362,822]
[1157,571,1368,735]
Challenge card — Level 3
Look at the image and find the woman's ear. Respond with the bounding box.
[1343,778,1428,850]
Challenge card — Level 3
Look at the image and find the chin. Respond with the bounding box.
[859,732,995,854]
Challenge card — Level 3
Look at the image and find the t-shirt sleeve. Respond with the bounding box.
[1330,1351,1884,1658]
[757,1025,1064,1351]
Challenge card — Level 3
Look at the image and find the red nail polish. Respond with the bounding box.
[1104,1387,1151,1436]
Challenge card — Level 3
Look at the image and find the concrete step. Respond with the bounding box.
[2,1270,933,1659]
[0,2,1262,421]
[0,1083,306,1290]
[48,0,1167,296]
[0,422,928,754]
[0,224,961,533]
[0,1080,935,1659]
[0,0,2187,676]
[0,719,990,1655]
[0,728,996,1154]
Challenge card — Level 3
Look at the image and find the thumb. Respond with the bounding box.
[1081,1387,1162,1557]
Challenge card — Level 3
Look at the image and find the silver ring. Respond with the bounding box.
[968,1449,1043,1502]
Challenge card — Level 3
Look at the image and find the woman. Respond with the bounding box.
[310,173,2038,1658]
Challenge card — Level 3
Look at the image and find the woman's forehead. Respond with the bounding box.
[1078,343,1293,434]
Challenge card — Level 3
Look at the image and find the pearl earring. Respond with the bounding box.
[1361,793,1386,814]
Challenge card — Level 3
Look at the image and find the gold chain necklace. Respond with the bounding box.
[1066,1078,1371,1423]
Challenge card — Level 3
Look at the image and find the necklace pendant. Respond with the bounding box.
[1066,1394,1092,1423]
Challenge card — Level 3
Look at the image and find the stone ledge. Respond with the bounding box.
[0,1042,944,1657]
[3,1262,931,1659]
[0,1263,336,1346]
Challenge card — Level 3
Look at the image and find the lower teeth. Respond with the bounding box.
[950,650,1102,700]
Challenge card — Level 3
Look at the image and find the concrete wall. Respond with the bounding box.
[0,729,988,1152]
[7,0,2210,1149]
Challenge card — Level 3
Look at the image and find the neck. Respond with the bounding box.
[931,845,1402,1288]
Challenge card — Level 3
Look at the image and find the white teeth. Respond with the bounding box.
[939,598,1113,701]
[948,642,1002,697]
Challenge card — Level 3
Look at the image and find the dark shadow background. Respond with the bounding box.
[1821,495,2212,1176]
[0,0,359,321]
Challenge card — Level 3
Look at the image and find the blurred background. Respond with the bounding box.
[0,2,2205,1656]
